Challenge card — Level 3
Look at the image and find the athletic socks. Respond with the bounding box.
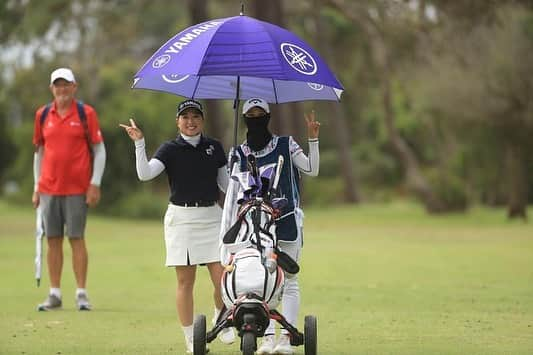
[50,288,61,299]
[181,324,193,353]
[49,288,90,299]
[182,324,193,340]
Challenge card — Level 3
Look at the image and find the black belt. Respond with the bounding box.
[173,201,216,207]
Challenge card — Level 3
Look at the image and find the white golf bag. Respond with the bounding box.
[220,155,298,311]
[221,199,285,309]
[198,157,314,355]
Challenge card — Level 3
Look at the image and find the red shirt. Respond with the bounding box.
[33,100,104,195]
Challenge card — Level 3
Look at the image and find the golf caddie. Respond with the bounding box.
[32,67,106,311]
[231,98,320,354]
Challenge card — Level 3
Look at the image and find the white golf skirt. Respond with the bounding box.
[163,203,222,266]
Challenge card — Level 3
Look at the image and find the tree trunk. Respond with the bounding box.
[187,0,227,144]
[269,105,290,136]
[329,103,360,202]
[288,102,311,203]
[380,62,444,212]
[326,0,442,210]
[76,3,102,105]
[251,0,291,135]
[312,0,360,202]
[374,28,444,211]
[505,142,528,220]
[288,103,306,146]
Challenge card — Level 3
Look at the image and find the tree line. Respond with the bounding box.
[1,0,532,219]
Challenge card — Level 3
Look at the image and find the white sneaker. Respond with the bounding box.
[75,292,91,311]
[185,335,193,354]
[273,334,294,354]
[257,334,276,354]
[37,294,62,311]
[219,327,235,344]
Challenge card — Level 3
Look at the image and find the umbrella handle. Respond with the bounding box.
[230,75,241,173]
[232,76,241,150]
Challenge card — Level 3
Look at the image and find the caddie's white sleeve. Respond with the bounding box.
[217,164,229,193]
[134,138,165,181]
[90,142,106,186]
[33,146,43,192]
[292,138,319,176]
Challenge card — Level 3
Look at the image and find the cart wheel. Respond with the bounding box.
[304,315,317,355]
[241,331,256,355]
[193,314,207,355]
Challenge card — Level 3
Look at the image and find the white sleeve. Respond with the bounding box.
[219,163,241,265]
[134,138,165,181]
[33,146,43,192]
[291,138,319,177]
[217,164,229,193]
[90,142,106,186]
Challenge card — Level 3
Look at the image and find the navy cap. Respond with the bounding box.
[177,99,203,117]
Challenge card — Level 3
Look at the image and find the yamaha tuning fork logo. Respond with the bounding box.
[280,43,317,75]
[152,54,171,69]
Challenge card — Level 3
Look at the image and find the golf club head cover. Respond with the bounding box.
[276,248,300,274]
[223,218,243,244]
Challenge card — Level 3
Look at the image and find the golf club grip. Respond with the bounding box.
[272,155,284,191]
[247,154,259,179]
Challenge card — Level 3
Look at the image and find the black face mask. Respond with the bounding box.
[244,114,272,151]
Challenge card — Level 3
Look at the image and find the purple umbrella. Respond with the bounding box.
[132,15,343,102]
[132,11,343,149]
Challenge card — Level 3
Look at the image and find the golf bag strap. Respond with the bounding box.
[36,103,52,148]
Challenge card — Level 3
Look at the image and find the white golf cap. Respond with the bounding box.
[50,68,76,84]
[242,98,270,114]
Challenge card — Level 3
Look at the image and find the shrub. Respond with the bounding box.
[427,170,469,212]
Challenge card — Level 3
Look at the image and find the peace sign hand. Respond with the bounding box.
[119,118,144,141]
[304,110,320,139]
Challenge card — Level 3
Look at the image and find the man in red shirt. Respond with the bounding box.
[32,68,106,311]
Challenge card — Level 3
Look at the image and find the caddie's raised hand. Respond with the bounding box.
[305,110,320,139]
[119,118,144,141]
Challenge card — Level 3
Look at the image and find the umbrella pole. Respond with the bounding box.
[230,76,241,169]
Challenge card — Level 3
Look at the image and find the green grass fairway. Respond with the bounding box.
[1,200,532,354]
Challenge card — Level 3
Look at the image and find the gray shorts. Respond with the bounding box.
[40,194,88,238]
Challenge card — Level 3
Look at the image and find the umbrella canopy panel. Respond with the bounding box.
[133,15,343,103]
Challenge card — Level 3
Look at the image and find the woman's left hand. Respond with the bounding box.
[305,110,320,139]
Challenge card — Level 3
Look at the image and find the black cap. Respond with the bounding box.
[177,99,203,117]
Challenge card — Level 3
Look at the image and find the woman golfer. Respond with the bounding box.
[120,99,234,353]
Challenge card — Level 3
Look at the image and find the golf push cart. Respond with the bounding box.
[193,155,317,355]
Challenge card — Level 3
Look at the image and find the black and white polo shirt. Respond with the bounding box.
[154,135,226,205]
